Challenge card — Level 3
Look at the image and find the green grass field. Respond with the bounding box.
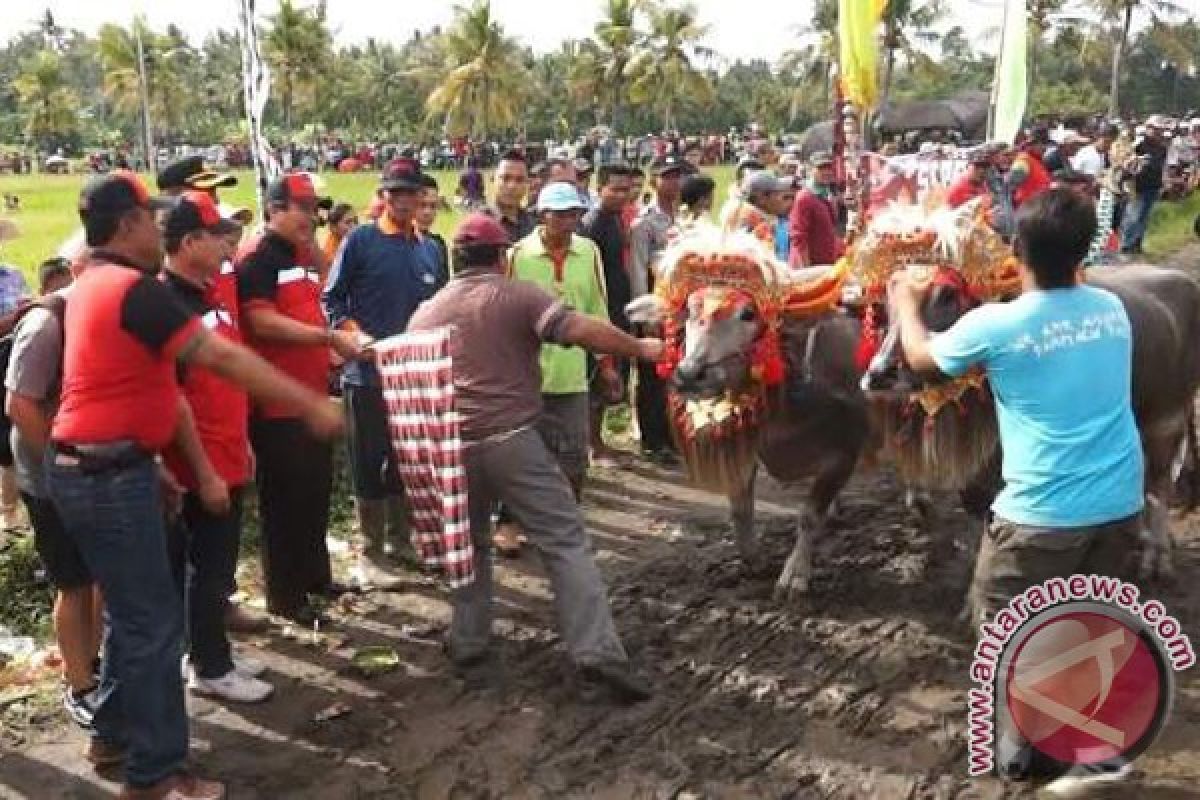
[0,167,737,283]
[1,166,1194,282]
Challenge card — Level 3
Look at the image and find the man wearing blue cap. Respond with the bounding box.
[491,182,613,556]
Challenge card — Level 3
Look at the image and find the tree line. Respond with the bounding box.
[0,0,1197,156]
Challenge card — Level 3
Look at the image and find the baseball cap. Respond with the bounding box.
[157,155,237,192]
[742,171,793,195]
[573,157,594,174]
[266,173,319,209]
[650,156,685,176]
[79,170,176,218]
[537,181,588,212]
[218,202,254,225]
[452,212,512,248]
[163,190,241,240]
[969,147,995,166]
[810,151,835,167]
[380,158,423,191]
[1062,131,1092,146]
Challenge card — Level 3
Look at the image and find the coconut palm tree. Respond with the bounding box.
[97,19,192,144]
[424,0,529,139]
[264,0,333,132]
[591,0,647,131]
[13,49,78,148]
[879,0,945,109]
[1087,0,1183,116]
[779,0,838,122]
[626,1,715,131]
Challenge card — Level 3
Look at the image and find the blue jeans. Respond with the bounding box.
[1120,187,1160,253]
[46,447,187,788]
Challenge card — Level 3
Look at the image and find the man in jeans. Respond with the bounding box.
[47,171,341,800]
[6,257,100,729]
[408,213,661,704]
[893,188,1144,792]
[322,159,446,588]
[1120,118,1168,254]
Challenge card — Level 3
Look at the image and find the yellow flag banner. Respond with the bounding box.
[838,0,886,110]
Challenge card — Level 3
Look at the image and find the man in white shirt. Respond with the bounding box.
[1071,124,1118,180]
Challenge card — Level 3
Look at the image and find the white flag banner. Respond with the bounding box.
[238,0,280,220]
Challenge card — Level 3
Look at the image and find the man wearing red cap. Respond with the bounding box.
[47,171,342,800]
[160,192,273,705]
[407,212,662,704]
[237,173,364,622]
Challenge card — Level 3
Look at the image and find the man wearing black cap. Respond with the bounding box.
[629,156,684,465]
[160,191,274,705]
[238,173,364,620]
[322,159,446,589]
[408,212,662,704]
[46,171,342,800]
[156,155,239,197]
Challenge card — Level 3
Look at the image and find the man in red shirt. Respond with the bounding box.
[947,149,994,208]
[46,171,340,800]
[788,151,845,267]
[160,192,273,705]
[237,173,365,621]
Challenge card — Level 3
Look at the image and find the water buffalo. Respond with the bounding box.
[864,262,1200,581]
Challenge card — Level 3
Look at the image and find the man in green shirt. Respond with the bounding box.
[493,182,613,555]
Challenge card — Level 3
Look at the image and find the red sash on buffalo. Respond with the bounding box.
[375,327,473,587]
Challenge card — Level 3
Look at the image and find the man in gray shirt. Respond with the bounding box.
[4,258,101,730]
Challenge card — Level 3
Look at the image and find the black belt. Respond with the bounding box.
[51,441,151,474]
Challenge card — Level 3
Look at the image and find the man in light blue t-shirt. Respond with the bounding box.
[892,188,1144,787]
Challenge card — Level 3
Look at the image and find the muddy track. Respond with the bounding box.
[3,458,1200,799]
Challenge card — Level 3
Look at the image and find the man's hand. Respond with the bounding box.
[158,462,185,520]
[197,472,231,515]
[329,329,370,361]
[888,268,931,312]
[636,338,665,362]
[598,364,624,404]
[302,399,345,440]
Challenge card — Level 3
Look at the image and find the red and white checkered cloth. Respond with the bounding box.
[375,327,474,588]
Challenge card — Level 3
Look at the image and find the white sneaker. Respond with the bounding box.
[232,653,266,678]
[1042,761,1133,798]
[189,668,274,703]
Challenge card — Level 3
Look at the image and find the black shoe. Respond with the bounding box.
[63,684,99,730]
[577,662,652,705]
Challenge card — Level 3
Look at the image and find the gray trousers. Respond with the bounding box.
[450,426,627,667]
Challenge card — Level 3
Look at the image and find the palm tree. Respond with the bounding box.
[1087,0,1182,116]
[591,0,646,130]
[264,0,333,132]
[424,0,529,139]
[879,0,945,109]
[13,49,78,148]
[97,19,192,144]
[779,0,838,122]
[627,1,715,131]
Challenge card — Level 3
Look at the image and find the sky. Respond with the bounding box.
[0,0,1006,63]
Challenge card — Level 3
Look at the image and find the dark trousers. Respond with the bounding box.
[635,360,674,452]
[250,416,333,617]
[184,488,244,679]
[46,448,187,788]
[343,384,401,500]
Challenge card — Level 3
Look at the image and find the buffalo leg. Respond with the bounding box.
[730,464,764,573]
[775,453,856,599]
[1140,421,1186,581]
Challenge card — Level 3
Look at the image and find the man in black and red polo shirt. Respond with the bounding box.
[159,192,273,705]
[237,173,365,621]
[46,171,341,800]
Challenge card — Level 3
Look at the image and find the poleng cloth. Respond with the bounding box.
[375,327,474,587]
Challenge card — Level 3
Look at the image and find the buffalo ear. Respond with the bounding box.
[626,295,667,326]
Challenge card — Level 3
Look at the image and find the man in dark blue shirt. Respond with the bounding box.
[322,158,446,588]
